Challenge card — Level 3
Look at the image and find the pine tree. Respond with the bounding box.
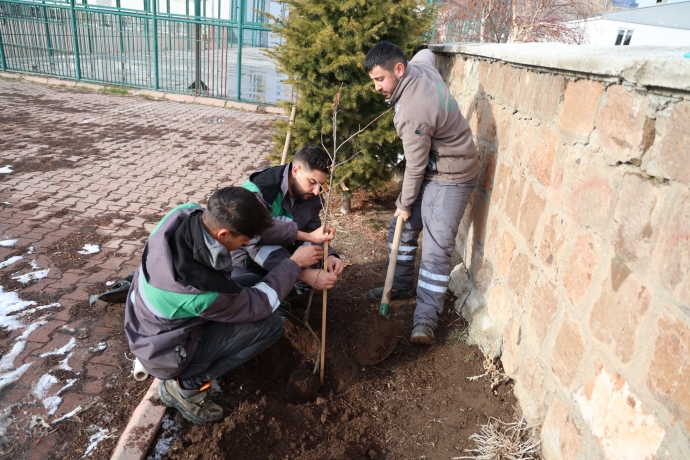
[266,0,435,192]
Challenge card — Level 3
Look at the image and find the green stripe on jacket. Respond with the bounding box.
[242,180,293,219]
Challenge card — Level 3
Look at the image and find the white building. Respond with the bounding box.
[583,2,690,46]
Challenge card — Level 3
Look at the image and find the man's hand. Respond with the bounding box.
[290,245,323,268]
[298,225,336,244]
[327,255,344,276]
[299,268,338,290]
[394,208,411,222]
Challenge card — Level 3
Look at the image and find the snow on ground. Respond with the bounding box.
[149,412,182,460]
[77,244,100,255]
[82,427,112,457]
[105,281,115,286]
[52,405,82,424]
[26,246,34,255]
[0,166,12,174]
[56,353,73,372]
[0,256,22,269]
[88,342,107,353]
[39,337,77,357]
[12,268,50,284]
[0,239,17,247]
[0,287,36,330]
[33,375,63,414]
[16,303,61,317]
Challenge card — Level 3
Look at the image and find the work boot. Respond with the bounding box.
[289,280,311,297]
[158,379,223,424]
[278,301,294,319]
[410,323,435,345]
[367,286,415,302]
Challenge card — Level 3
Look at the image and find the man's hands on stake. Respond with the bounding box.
[298,225,336,244]
[290,245,324,268]
[300,268,338,290]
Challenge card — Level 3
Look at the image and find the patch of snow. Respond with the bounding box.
[0,363,32,392]
[77,244,100,255]
[0,341,27,372]
[0,239,17,247]
[29,260,39,270]
[26,246,34,255]
[82,427,111,457]
[88,342,107,353]
[105,281,115,286]
[16,302,61,317]
[0,256,22,269]
[61,325,75,332]
[33,374,58,398]
[42,396,62,415]
[12,268,50,284]
[0,166,12,174]
[57,378,77,395]
[17,320,47,341]
[52,405,82,424]
[0,201,11,205]
[56,353,73,371]
[39,337,77,358]
[0,286,36,330]
[149,412,182,460]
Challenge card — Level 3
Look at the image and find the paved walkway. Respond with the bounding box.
[0,78,280,458]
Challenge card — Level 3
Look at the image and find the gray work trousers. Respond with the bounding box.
[388,177,477,329]
[176,273,283,389]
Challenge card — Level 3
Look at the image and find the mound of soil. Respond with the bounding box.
[151,183,517,459]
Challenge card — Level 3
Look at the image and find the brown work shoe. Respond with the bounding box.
[410,323,435,345]
[158,379,223,424]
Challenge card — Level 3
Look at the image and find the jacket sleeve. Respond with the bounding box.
[396,118,434,211]
[258,219,298,246]
[197,258,301,322]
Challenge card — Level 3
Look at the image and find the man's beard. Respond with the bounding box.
[290,180,313,202]
[384,74,400,97]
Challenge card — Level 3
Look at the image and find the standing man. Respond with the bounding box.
[364,41,480,344]
[233,145,343,292]
[124,187,324,424]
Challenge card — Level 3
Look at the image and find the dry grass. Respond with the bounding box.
[467,357,510,390]
[452,416,540,460]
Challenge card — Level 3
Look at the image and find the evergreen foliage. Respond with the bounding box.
[266,0,435,192]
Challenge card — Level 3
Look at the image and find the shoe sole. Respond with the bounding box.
[157,381,222,425]
[410,334,435,345]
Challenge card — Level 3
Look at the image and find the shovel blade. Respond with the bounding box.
[354,317,404,366]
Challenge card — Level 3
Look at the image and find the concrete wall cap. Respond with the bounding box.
[428,43,690,92]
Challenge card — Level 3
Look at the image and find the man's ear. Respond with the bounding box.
[216,228,231,240]
[291,164,301,178]
[394,62,405,78]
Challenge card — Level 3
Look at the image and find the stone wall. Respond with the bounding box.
[429,43,690,459]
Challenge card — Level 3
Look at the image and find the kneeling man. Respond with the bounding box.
[124,187,323,423]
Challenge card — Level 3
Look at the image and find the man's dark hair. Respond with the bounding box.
[364,41,408,73]
[204,187,273,237]
[293,145,331,175]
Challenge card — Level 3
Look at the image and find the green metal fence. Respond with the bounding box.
[0,0,288,103]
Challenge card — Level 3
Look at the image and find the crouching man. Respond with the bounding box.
[124,187,323,424]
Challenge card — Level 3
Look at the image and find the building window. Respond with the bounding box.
[615,29,634,46]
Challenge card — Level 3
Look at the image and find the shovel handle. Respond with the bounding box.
[380,215,404,316]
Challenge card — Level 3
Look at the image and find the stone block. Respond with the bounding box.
[562,233,598,307]
[501,317,522,376]
[514,68,537,114]
[510,118,536,170]
[528,127,559,187]
[262,105,286,115]
[508,253,534,310]
[478,60,490,89]
[551,315,584,388]
[480,151,497,192]
[575,362,665,460]
[557,144,616,232]
[496,229,516,277]
[24,76,49,84]
[472,195,491,245]
[557,79,603,140]
[610,173,657,269]
[528,278,559,348]
[643,100,690,187]
[648,312,690,433]
[514,357,550,422]
[653,189,690,305]
[486,281,510,326]
[499,64,520,107]
[533,73,566,124]
[472,255,495,294]
[504,173,526,228]
[136,90,165,98]
[538,213,568,273]
[595,85,649,163]
[226,100,260,112]
[194,96,226,108]
[541,397,582,460]
[519,185,546,250]
[489,161,512,209]
[590,270,651,364]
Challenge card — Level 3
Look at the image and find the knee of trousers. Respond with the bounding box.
[264,311,285,343]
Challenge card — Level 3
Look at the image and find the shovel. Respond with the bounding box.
[354,215,405,366]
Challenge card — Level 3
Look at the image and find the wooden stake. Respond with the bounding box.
[320,240,328,385]
[280,105,297,165]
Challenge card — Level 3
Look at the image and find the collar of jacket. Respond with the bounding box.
[248,163,290,207]
[388,62,420,104]
[169,209,242,295]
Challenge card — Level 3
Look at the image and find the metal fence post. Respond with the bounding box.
[236,0,244,101]
[152,0,159,89]
[194,0,201,94]
[0,22,7,71]
[69,0,82,80]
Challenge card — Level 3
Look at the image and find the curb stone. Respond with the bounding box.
[110,378,167,460]
[0,71,287,114]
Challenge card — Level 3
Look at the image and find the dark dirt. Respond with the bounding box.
[148,182,517,460]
